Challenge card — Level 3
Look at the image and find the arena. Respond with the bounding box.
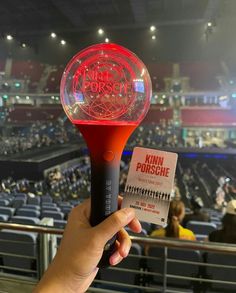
[0,1,236,292]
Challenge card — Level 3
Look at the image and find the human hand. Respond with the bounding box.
[34,197,141,293]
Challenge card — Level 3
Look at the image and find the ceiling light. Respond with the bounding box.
[51,32,57,38]
[6,35,13,40]
[105,38,109,43]
[98,28,104,35]
[152,35,156,40]
[207,22,212,27]
[150,25,156,32]
[60,40,66,45]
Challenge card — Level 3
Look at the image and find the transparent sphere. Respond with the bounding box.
[60,43,152,125]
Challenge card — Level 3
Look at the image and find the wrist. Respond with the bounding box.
[34,255,96,293]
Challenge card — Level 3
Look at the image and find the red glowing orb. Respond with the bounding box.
[61,43,151,123]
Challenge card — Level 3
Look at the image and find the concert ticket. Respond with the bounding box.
[122,147,178,225]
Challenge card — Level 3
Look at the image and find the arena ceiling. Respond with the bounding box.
[0,0,223,35]
[0,0,236,69]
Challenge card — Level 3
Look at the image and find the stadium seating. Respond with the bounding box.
[147,247,201,289]
[0,230,38,276]
[205,252,236,292]
[11,216,40,225]
[16,208,40,218]
[186,221,217,238]
[99,243,142,288]
[41,210,64,220]
[0,207,15,217]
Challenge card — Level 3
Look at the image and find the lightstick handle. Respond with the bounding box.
[90,160,119,268]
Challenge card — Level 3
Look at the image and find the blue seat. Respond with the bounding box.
[54,220,67,229]
[42,203,57,207]
[60,206,72,216]
[22,204,40,210]
[14,193,27,200]
[28,197,41,205]
[186,221,216,236]
[41,196,53,203]
[41,206,61,212]
[140,221,151,233]
[58,202,71,208]
[0,230,38,275]
[11,216,40,225]
[0,207,15,217]
[0,199,10,207]
[12,198,27,209]
[99,243,142,287]
[16,208,40,218]
[147,247,201,288]
[0,214,9,221]
[206,253,236,291]
[41,210,64,220]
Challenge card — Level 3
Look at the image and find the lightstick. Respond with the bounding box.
[60,43,151,267]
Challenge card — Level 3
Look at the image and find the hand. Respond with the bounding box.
[34,197,141,293]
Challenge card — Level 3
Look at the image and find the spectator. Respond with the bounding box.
[208,200,236,244]
[183,196,210,227]
[150,200,196,241]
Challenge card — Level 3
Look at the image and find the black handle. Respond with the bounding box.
[90,159,119,268]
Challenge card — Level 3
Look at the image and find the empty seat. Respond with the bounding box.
[186,221,216,236]
[22,204,40,210]
[0,207,15,217]
[14,193,27,200]
[60,206,72,215]
[41,196,53,203]
[11,216,40,225]
[206,253,236,291]
[99,243,142,287]
[0,198,9,207]
[0,214,9,221]
[16,208,40,218]
[12,198,27,209]
[41,210,64,220]
[53,220,67,229]
[41,206,60,212]
[28,197,41,205]
[140,221,151,233]
[58,202,71,208]
[0,230,38,276]
[147,247,201,288]
[0,199,10,207]
[41,203,57,207]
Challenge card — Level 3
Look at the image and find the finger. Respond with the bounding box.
[109,249,124,266]
[117,228,132,258]
[118,196,142,233]
[95,208,135,244]
[118,195,123,208]
[128,217,142,233]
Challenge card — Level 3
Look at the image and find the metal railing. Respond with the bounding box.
[0,222,235,293]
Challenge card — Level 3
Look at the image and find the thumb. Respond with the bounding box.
[95,208,135,244]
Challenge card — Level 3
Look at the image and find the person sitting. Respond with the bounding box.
[208,200,236,244]
[183,195,210,227]
[150,200,196,241]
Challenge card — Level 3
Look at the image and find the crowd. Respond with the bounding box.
[0,119,80,156]
[127,120,183,149]
[1,114,236,157]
